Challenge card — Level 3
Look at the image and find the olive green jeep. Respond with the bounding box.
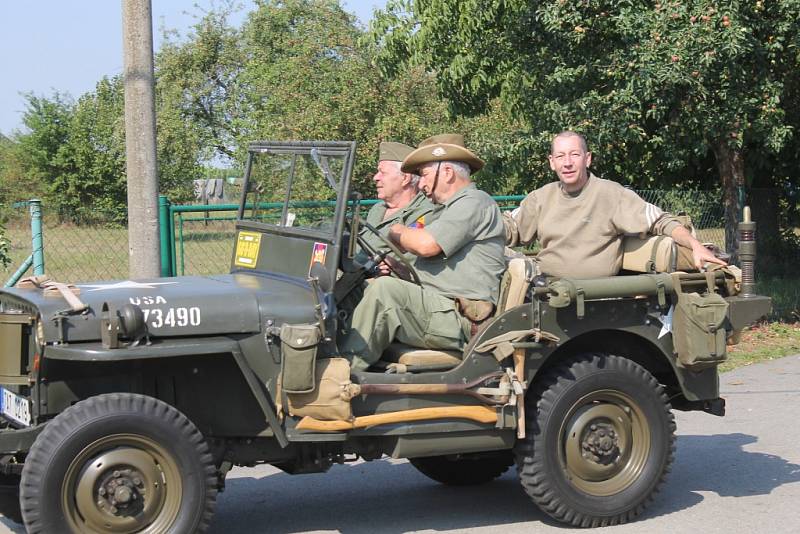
[0,141,771,531]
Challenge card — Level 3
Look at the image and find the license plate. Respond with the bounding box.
[0,387,31,427]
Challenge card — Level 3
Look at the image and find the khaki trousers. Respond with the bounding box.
[340,277,469,371]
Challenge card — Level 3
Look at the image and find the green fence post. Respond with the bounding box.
[158,195,173,277]
[170,205,178,277]
[4,255,33,287]
[29,199,45,276]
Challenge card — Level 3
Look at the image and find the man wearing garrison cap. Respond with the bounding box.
[358,142,437,274]
[341,134,506,371]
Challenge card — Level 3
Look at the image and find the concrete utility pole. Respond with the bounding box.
[122,0,161,278]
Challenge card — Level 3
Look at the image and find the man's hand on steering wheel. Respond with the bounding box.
[357,222,421,285]
[377,255,414,281]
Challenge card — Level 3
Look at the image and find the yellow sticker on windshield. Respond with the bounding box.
[234,231,262,268]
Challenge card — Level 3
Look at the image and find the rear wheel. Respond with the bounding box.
[20,393,218,533]
[514,353,675,527]
[410,450,514,486]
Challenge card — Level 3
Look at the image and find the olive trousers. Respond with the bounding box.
[340,277,469,371]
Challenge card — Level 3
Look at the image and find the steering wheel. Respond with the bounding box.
[357,221,421,285]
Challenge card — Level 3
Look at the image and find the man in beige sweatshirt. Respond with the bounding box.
[505,131,725,278]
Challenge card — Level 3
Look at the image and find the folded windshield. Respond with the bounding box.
[241,144,351,234]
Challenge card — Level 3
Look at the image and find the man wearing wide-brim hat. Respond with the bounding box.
[357,141,437,271]
[341,134,506,371]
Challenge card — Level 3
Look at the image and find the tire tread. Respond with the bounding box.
[514,353,676,527]
[20,393,218,533]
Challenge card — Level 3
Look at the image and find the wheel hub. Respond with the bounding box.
[64,435,182,534]
[560,390,651,497]
[581,423,620,464]
[95,467,147,517]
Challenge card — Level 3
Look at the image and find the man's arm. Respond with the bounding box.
[671,225,727,269]
[388,224,442,257]
[613,187,726,270]
[503,211,521,246]
[505,193,539,247]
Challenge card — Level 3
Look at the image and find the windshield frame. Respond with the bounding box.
[237,140,356,244]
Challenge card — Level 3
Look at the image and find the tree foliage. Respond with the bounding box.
[12,75,199,224]
[7,0,521,223]
[157,0,459,194]
[371,0,800,252]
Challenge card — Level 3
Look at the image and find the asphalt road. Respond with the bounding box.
[2,354,798,533]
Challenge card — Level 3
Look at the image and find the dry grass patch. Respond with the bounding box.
[722,322,800,372]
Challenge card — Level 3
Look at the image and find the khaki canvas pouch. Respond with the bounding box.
[280,323,321,394]
[671,274,729,369]
[287,358,360,421]
[455,297,494,322]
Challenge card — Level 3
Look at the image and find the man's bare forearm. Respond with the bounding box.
[388,224,442,257]
[670,226,727,268]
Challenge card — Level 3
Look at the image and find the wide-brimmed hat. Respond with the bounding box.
[400,134,484,174]
[378,141,415,163]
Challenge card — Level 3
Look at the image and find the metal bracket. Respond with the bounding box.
[656,279,666,309]
[100,303,120,349]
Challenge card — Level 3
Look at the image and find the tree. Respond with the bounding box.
[371,0,800,255]
[16,76,201,224]
[0,135,43,214]
[157,0,460,194]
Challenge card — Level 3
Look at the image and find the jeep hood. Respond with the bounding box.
[0,273,317,343]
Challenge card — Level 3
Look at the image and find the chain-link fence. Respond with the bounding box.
[171,208,237,276]
[4,191,729,282]
[636,190,726,248]
[5,202,129,283]
[171,191,727,275]
[7,191,795,319]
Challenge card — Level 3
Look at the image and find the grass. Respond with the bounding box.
[754,275,800,322]
[722,321,800,372]
[3,217,236,283]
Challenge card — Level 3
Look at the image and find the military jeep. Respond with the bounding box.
[0,141,771,532]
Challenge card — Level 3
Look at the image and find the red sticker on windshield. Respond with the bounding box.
[309,242,328,274]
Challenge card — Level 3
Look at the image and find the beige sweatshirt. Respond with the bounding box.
[505,174,681,278]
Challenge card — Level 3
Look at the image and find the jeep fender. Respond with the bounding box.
[44,337,288,447]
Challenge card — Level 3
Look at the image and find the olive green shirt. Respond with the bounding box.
[358,192,437,262]
[504,174,682,278]
[416,184,506,304]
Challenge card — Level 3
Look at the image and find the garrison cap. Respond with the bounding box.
[379,141,415,163]
[400,134,484,174]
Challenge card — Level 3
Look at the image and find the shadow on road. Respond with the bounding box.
[212,460,554,533]
[215,433,800,532]
[642,433,800,519]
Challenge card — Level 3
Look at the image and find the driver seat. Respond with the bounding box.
[378,257,535,372]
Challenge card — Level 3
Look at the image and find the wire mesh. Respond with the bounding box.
[172,190,727,276]
[0,190,733,283]
[173,210,238,276]
[636,190,726,249]
[4,190,795,319]
[5,203,130,283]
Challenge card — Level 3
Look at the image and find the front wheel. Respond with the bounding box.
[514,353,675,527]
[20,393,218,533]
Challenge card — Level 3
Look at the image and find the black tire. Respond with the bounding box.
[19,393,218,534]
[0,474,22,524]
[514,353,675,527]
[410,450,514,486]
